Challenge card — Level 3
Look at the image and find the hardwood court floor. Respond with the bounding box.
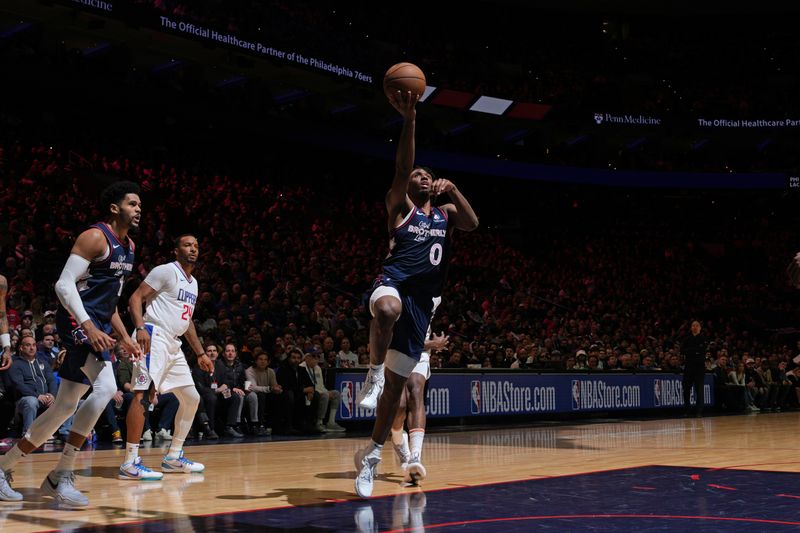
[2,412,799,532]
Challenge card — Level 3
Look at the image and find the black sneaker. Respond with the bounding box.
[224,426,244,438]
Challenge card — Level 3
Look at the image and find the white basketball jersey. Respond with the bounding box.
[142,262,198,338]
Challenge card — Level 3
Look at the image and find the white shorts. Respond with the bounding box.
[411,351,431,380]
[131,323,193,393]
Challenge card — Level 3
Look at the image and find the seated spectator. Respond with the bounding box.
[744,358,767,409]
[300,352,345,433]
[191,342,220,439]
[9,334,57,436]
[757,359,780,411]
[246,350,289,434]
[662,354,682,373]
[728,361,757,411]
[336,338,357,368]
[277,347,317,433]
[213,343,252,437]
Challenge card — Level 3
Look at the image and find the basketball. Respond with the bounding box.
[383,62,427,99]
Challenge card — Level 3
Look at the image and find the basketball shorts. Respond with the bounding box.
[56,309,112,384]
[366,277,439,378]
[131,323,193,393]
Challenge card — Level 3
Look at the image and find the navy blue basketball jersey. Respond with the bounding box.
[382,206,450,295]
[57,222,135,327]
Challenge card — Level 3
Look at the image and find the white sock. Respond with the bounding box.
[56,445,80,472]
[409,429,425,460]
[390,428,405,446]
[370,363,384,377]
[166,441,184,460]
[366,440,383,459]
[124,443,139,465]
[0,446,26,472]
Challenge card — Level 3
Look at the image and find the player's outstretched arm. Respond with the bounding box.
[55,228,117,353]
[128,281,157,356]
[386,90,420,216]
[432,179,479,232]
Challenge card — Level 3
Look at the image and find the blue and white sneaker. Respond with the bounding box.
[40,470,89,509]
[119,457,164,480]
[162,450,204,473]
[0,468,22,502]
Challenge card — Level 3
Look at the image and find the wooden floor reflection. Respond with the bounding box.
[2,412,799,532]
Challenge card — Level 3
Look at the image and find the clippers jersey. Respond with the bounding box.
[142,262,198,338]
[56,222,135,329]
[382,206,450,296]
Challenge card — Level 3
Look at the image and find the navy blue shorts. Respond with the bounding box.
[366,276,438,362]
[56,310,112,384]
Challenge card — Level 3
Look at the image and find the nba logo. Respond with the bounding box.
[571,380,581,410]
[340,382,354,419]
[654,379,662,407]
[470,381,481,414]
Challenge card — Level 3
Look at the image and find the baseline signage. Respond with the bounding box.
[335,372,713,421]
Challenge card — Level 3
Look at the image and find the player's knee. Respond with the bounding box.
[374,298,401,324]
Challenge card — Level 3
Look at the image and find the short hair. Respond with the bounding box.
[289,347,304,358]
[100,181,140,213]
[413,165,437,181]
[174,233,197,248]
[19,333,36,345]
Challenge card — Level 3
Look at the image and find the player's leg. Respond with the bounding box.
[0,378,89,502]
[161,385,203,473]
[159,349,204,472]
[119,388,162,480]
[355,368,409,498]
[402,373,428,484]
[41,358,118,508]
[120,342,163,480]
[357,286,402,409]
[390,388,411,467]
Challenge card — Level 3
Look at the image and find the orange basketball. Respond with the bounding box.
[383,62,427,99]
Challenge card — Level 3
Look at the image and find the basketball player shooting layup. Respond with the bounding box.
[0,181,142,508]
[354,89,479,497]
[119,234,213,480]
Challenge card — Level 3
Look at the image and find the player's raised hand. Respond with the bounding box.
[427,331,450,353]
[197,353,214,373]
[431,178,456,197]
[388,90,418,120]
[787,252,800,288]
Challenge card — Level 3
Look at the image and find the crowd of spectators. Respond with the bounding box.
[2,139,800,443]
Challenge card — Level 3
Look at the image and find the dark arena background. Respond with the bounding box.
[2,1,800,531]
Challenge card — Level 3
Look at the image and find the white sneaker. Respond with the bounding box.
[119,457,164,480]
[40,470,89,509]
[354,447,380,498]
[393,431,410,468]
[161,450,204,473]
[154,429,172,441]
[141,430,153,442]
[0,468,22,502]
[326,421,347,432]
[356,369,385,410]
[315,421,328,433]
[402,455,427,485]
